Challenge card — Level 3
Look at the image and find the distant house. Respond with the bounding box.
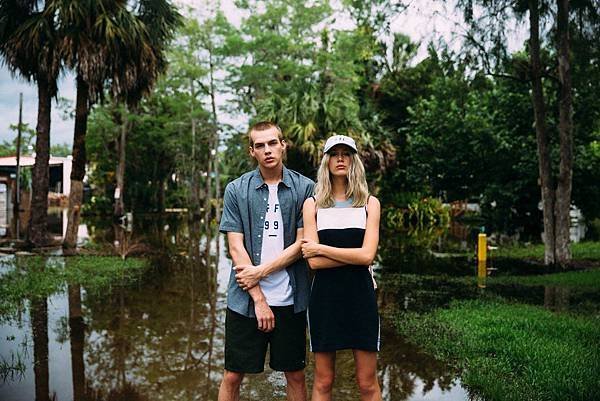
[0,155,72,236]
[0,155,72,196]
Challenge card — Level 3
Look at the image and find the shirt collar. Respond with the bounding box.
[253,165,292,189]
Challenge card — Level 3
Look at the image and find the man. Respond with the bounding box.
[218,121,314,401]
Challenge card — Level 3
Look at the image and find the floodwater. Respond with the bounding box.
[1,215,593,401]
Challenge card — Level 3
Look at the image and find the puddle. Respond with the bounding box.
[0,231,473,401]
[2,215,595,400]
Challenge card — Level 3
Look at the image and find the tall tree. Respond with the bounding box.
[455,0,599,265]
[112,0,181,218]
[0,0,61,247]
[54,0,180,244]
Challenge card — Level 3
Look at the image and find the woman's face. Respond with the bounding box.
[327,144,353,177]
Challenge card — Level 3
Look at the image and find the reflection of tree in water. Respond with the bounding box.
[81,220,223,400]
[69,283,86,401]
[377,324,460,401]
[378,227,474,276]
[309,319,462,401]
[30,294,50,401]
[544,286,570,312]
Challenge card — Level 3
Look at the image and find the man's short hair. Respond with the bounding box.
[248,121,283,147]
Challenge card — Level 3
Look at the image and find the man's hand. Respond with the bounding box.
[235,264,265,290]
[254,299,275,332]
[301,239,322,258]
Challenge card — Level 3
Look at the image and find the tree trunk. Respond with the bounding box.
[158,177,165,212]
[28,77,51,247]
[529,0,556,265]
[190,78,200,216]
[114,107,128,217]
[204,49,216,243]
[208,48,221,224]
[64,75,90,249]
[555,0,573,265]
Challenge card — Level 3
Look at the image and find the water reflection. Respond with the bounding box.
[68,284,85,401]
[1,215,473,401]
[31,295,49,401]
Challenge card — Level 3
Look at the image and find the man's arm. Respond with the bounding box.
[227,232,275,332]
[234,228,304,290]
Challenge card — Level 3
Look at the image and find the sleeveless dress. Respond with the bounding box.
[307,198,380,352]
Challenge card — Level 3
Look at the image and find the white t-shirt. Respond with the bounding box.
[259,184,293,306]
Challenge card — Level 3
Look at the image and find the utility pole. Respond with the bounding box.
[14,93,23,239]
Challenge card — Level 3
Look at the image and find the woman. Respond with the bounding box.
[301,135,381,401]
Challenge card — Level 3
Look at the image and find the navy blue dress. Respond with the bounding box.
[307,199,380,352]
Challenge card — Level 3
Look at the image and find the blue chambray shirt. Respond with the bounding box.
[219,166,315,318]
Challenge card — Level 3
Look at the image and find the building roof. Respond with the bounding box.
[0,155,72,167]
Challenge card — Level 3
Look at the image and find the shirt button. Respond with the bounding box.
[258,234,261,238]
[260,216,263,219]
[264,198,266,201]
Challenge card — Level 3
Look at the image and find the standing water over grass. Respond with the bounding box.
[1,215,598,400]
[0,215,473,401]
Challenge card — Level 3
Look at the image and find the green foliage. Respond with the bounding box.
[385,197,450,229]
[486,269,600,289]
[221,0,395,182]
[50,143,71,157]
[77,0,600,237]
[85,13,233,212]
[493,241,600,260]
[0,256,148,319]
[396,299,600,401]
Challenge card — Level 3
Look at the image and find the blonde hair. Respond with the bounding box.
[314,152,369,208]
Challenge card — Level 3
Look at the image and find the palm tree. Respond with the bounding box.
[111,0,181,219]
[0,0,61,247]
[58,0,181,248]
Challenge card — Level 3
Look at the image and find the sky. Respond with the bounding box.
[0,0,526,149]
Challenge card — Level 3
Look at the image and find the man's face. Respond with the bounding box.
[249,127,286,169]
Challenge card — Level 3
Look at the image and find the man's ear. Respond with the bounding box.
[281,139,287,151]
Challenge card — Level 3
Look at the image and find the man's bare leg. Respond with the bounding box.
[284,369,307,401]
[218,369,244,401]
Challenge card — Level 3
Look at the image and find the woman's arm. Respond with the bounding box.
[301,198,345,270]
[302,197,380,267]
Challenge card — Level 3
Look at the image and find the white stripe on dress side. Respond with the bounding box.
[377,316,381,351]
[307,276,315,352]
[316,207,366,231]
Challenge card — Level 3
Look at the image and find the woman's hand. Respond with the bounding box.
[235,264,264,291]
[301,239,322,258]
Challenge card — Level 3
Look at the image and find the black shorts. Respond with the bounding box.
[225,306,307,373]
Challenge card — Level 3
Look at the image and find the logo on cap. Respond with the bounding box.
[323,135,357,153]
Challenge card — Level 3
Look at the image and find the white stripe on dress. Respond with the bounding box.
[316,207,366,231]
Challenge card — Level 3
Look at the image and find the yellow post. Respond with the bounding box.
[477,233,487,288]
[477,260,487,288]
[477,233,487,262]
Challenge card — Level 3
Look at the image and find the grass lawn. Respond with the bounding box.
[396,299,600,401]
[0,256,148,319]
[487,268,600,289]
[493,241,600,260]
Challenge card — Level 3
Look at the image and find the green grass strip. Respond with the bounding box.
[0,256,147,319]
[493,241,600,260]
[396,299,600,401]
[487,269,600,289]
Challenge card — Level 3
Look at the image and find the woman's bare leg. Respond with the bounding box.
[353,350,381,401]
[311,352,336,401]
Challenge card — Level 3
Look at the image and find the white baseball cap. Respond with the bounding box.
[323,135,357,153]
